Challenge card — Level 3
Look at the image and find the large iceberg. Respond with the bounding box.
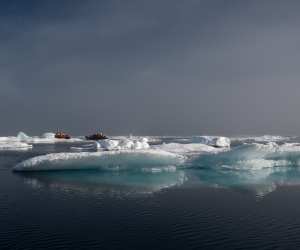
[13,149,185,172]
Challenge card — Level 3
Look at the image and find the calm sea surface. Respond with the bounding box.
[2,139,300,249]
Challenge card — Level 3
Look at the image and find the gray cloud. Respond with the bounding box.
[1,0,300,135]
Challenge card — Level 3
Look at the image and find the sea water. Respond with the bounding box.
[2,135,300,249]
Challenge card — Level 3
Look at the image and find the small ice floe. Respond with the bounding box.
[96,137,150,151]
[72,137,151,151]
[192,136,231,148]
[0,141,32,151]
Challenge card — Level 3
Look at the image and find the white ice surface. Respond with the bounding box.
[218,142,300,171]
[192,136,231,147]
[96,138,150,150]
[71,137,150,151]
[10,132,83,144]
[0,141,32,150]
[231,135,292,142]
[13,149,185,171]
[153,143,228,155]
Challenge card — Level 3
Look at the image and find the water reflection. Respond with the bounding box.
[188,165,300,197]
[17,164,300,197]
[18,170,187,196]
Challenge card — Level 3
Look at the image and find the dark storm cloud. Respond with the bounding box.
[1,0,300,135]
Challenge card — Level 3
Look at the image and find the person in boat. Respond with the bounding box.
[55,130,71,139]
[85,131,108,140]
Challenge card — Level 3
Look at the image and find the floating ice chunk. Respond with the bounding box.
[17,132,30,141]
[96,138,150,151]
[0,137,33,150]
[145,136,162,143]
[214,137,231,147]
[70,138,150,152]
[0,141,32,150]
[195,142,300,174]
[13,149,185,172]
[193,136,231,147]
[96,140,122,150]
[250,142,300,153]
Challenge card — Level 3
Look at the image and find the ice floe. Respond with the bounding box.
[192,136,231,147]
[0,141,32,150]
[13,149,185,172]
[96,137,150,150]
[2,131,83,144]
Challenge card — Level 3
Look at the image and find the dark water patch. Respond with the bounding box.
[2,173,300,249]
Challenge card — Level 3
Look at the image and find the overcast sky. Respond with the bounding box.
[1,0,300,135]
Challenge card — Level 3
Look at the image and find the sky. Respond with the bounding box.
[1,0,300,136]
